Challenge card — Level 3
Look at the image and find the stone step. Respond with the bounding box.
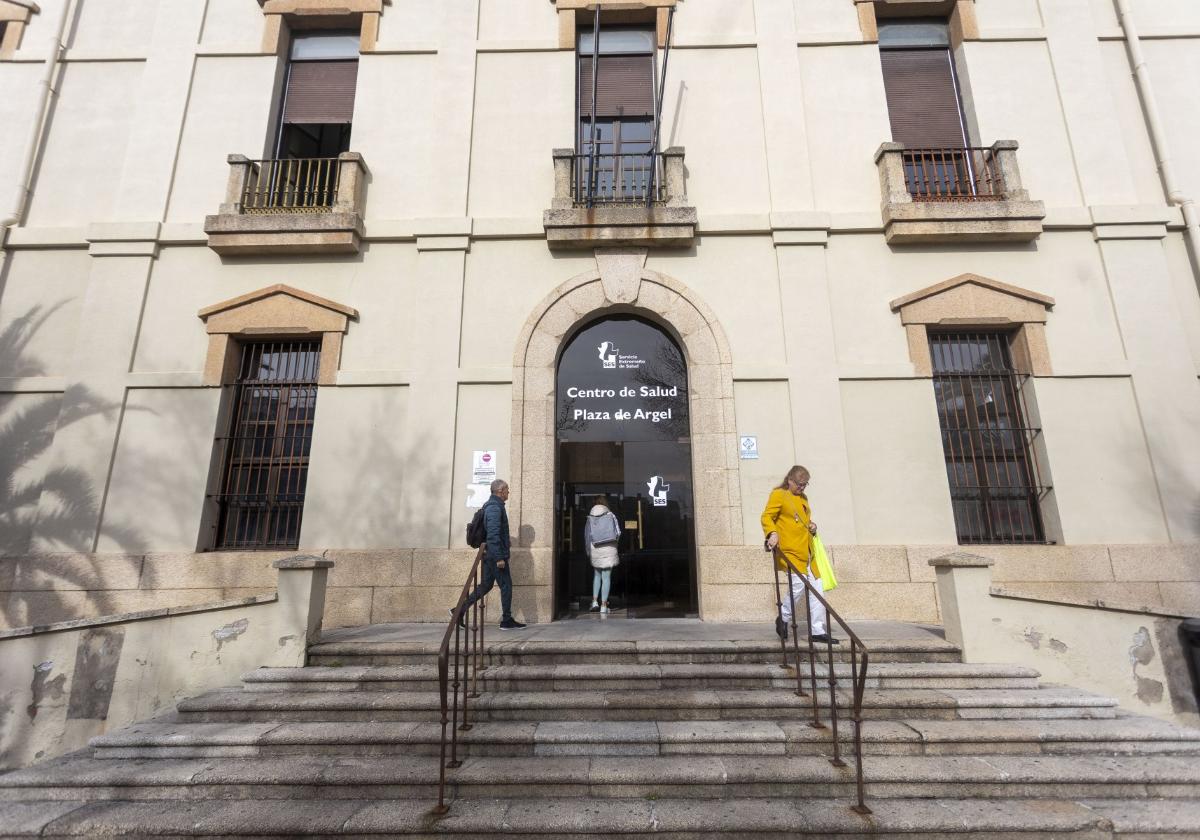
[242,662,1040,693]
[88,713,1188,762]
[173,686,1118,725]
[306,637,962,667]
[6,795,1200,837]
[4,754,1199,803]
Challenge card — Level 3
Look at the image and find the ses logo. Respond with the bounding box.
[646,476,670,507]
[597,341,646,371]
[597,341,618,369]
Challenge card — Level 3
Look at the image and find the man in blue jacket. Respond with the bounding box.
[461,479,525,630]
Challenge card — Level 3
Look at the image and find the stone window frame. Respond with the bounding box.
[259,0,385,56]
[197,284,358,387]
[855,0,980,46]
[0,0,35,60]
[553,0,677,51]
[889,273,1055,377]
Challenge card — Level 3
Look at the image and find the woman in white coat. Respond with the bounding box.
[584,496,622,614]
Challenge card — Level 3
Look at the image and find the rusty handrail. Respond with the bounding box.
[772,546,871,815]
[901,146,1005,202]
[433,545,487,815]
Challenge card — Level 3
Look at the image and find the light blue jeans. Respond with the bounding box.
[592,568,612,603]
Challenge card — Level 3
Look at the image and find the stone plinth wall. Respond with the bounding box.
[3,544,1195,631]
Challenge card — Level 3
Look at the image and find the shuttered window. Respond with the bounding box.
[877,19,968,149]
[879,49,968,148]
[578,55,654,117]
[281,60,358,125]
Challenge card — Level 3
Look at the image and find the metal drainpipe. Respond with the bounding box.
[1114,0,1200,278]
[0,0,71,251]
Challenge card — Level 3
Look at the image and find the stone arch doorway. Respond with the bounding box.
[509,250,741,620]
[555,314,697,617]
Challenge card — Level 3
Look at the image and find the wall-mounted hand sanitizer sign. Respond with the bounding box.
[739,435,758,460]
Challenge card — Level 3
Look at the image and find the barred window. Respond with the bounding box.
[929,331,1049,544]
[209,341,320,550]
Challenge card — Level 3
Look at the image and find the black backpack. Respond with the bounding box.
[466,502,490,548]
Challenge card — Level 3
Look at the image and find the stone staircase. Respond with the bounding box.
[2,621,1200,837]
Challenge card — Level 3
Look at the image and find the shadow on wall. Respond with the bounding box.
[0,304,148,629]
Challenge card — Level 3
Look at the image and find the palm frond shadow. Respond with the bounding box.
[1,308,148,629]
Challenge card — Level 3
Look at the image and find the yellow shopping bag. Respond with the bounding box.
[811,535,837,591]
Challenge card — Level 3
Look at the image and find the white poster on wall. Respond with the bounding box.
[472,450,497,484]
[465,484,491,508]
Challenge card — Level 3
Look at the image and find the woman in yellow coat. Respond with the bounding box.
[761,465,836,644]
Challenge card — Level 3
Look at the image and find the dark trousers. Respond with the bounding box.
[465,553,513,621]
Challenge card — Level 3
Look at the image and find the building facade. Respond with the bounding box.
[1,0,1198,632]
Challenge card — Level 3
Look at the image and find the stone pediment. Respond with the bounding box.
[889,273,1054,326]
[198,284,358,336]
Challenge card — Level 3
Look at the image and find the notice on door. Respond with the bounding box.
[472,450,497,484]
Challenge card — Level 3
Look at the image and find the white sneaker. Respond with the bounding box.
[589,600,600,612]
[600,604,609,615]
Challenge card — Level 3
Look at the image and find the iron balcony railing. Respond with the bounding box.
[434,546,490,815]
[902,146,1006,202]
[571,151,665,206]
[240,157,342,214]
[771,546,871,815]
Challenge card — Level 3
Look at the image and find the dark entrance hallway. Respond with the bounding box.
[554,316,698,618]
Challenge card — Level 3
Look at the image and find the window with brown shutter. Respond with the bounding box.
[879,48,967,149]
[282,60,358,125]
[275,31,359,159]
[576,25,657,203]
[578,55,654,118]
[878,19,977,199]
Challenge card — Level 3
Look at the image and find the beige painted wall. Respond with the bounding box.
[165,57,279,224]
[733,380,795,546]
[98,388,222,553]
[301,385,415,548]
[1,0,1199,630]
[23,62,143,226]
[840,379,957,544]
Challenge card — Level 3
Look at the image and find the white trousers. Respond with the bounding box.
[780,570,827,636]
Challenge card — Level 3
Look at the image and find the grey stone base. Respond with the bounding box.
[883,200,1046,244]
[204,212,364,255]
[543,205,698,249]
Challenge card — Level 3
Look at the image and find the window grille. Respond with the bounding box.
[929,331,1049,544]
[210,341,321,550]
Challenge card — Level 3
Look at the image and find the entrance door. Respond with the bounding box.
[554,317,698,618]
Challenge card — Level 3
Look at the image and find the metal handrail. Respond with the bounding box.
[771,546,871,815]
[901,146,1005,202]
[570,152,664,206]
[240,157,341,214]
[433,545,488,815]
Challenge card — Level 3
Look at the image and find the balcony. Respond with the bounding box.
[875,141,1045,244]
[205,153,368,255]
[543,147,697,250]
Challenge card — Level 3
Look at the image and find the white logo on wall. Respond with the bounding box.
[598,341,618,369]
[647,476,670,507]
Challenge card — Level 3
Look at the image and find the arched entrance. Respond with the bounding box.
[508,254,742,623]
[554,316,697,617]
